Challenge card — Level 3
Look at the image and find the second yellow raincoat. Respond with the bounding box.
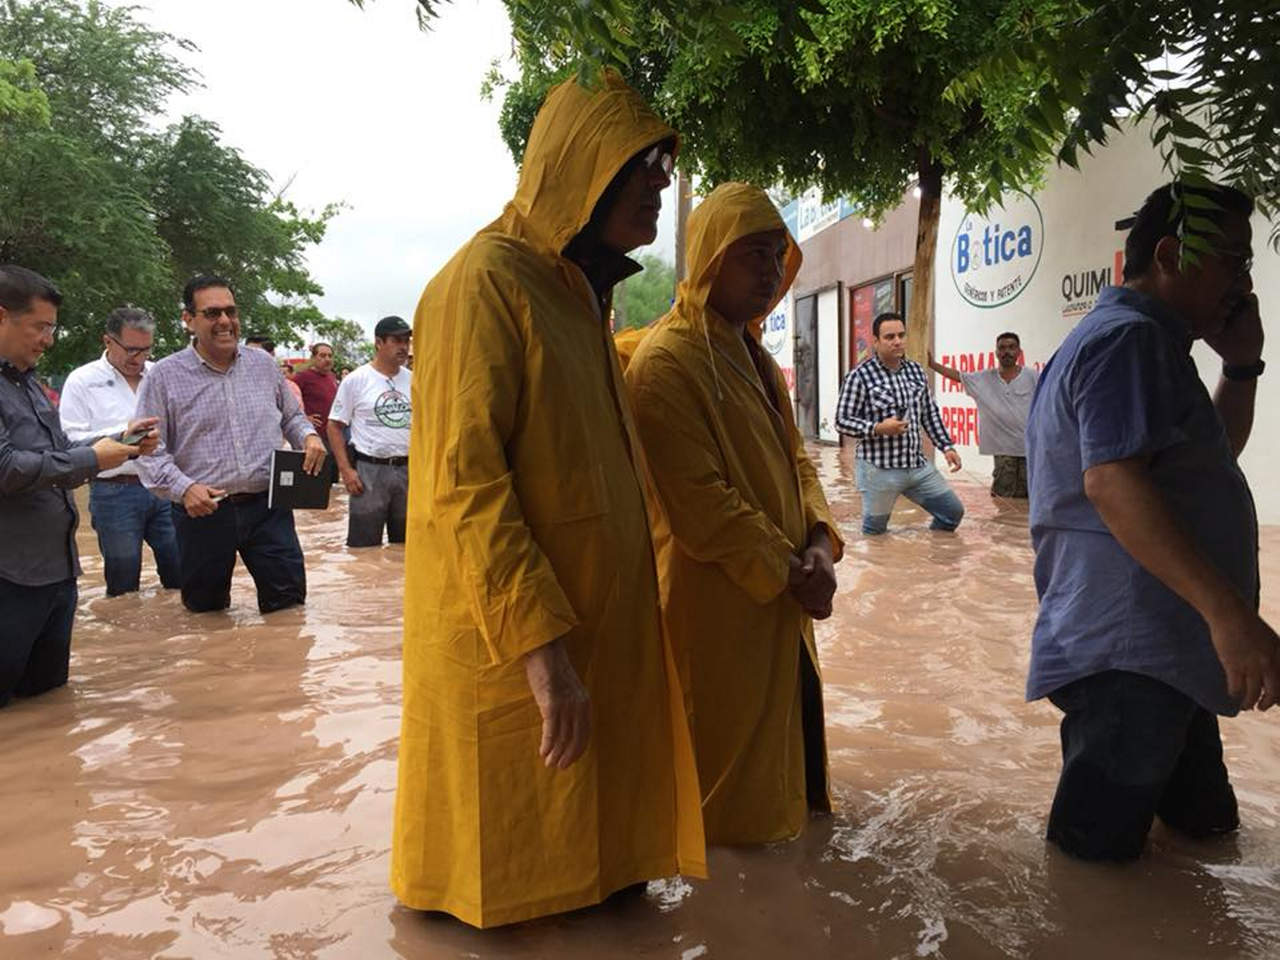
[392,74,706,927]
[626,183,844,844]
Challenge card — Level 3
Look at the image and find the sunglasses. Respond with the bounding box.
[106,333,151,359]
[196,305,239,320]
[640,144,674,179]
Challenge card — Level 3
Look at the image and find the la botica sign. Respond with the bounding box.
[950,191,1044,309]
[762,293,788,356]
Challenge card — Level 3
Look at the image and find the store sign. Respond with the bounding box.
[762,293,789,356]
[796,187,842,243]
[950,191,1044,309]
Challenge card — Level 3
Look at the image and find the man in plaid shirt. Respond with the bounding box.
[835,312,965,534]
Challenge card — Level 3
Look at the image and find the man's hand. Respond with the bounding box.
[124,416,160,456]
[874,417,909,437]
[92,437,137,472]
[1205,293,1263,366]
[1208,602,1280,711]
[524,638,591,769]
[944,448,962,472]
[340,465,364,496]
[301,434,327,476]
[308,413,327,431]
[787,529,837,620]
[182,482,226,517]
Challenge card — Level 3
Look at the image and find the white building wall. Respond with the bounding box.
[934,124,1280,522]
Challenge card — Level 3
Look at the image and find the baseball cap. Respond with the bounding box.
[375,316,411,338]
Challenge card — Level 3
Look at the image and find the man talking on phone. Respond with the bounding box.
[136,276,325,615]
[1027,182,1278,860]
[0,266,160,707]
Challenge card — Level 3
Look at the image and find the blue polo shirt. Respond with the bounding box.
[1026,286,1258,716]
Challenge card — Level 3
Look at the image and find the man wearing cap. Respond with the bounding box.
[325,316,412,547]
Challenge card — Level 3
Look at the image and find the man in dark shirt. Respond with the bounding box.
[293,342,339,432]
[1027,182,1279,860]
[0,265,157,707]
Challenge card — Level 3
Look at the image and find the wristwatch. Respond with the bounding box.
[1222,358,1266,381]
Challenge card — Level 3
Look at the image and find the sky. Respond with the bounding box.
[126,0,677,339]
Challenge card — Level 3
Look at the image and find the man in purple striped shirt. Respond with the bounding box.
[136,276,326,614]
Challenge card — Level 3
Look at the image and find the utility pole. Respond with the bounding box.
[674,169,692,283]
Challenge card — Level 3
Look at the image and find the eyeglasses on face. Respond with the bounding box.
[106,334,151,358]
[196,305,239,320]
[641,144,674,179]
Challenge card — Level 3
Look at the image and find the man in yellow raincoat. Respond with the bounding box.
[391,73,706,928]
[626,182,843,845]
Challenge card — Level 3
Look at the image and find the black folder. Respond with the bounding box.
[267,449,332,510]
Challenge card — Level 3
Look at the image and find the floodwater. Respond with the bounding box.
[2,445,1278,960]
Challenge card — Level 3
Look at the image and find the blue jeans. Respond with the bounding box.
[89,481,181,596]
[170,493,306,614]
[1047,670,1238,860]
[0,577,77,708]
[856,459,965,534]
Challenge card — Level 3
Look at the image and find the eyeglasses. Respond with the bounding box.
[640,144,674,179]
[197,305,239,320]
[106,334,151,359]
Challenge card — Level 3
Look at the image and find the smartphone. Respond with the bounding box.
[120,430,150,445]
[209,492,229,503]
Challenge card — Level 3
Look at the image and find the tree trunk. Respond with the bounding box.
[906,153,944,370]
[674,169,692,283]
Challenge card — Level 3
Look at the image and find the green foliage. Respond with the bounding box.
[0,1,341,373]
[618,255,677,329]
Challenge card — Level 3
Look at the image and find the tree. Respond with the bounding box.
[0,0,341,372]
[384,0,1280,358]
[618,255,676,330]
[310,315,374,371]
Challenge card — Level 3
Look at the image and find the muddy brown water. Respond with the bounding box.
[1,446,1278,959]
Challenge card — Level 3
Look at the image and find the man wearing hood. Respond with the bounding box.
[625,183,843,844]
[391,73,706,928]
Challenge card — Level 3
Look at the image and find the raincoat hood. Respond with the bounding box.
[506,71,678,258]
[671,182,802,337]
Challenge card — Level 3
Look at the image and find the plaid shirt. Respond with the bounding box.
[135,345,315,500]
[835,354,954,468]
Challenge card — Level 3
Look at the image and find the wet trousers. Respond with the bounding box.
[1047,670,1238,861]
[170,493,306,615]
[89,480,181,596]
[856,459,965,535]
[0,577,76,708]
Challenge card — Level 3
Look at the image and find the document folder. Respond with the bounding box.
[268,449,332,510]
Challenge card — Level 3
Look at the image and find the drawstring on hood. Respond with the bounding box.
[660,182,802,402]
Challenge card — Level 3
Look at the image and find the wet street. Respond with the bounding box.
[1,444,1278,959]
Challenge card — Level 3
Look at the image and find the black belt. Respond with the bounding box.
[354,451,408,466]
[94,474,141,486]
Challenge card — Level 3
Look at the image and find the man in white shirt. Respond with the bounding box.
[325,315,411,547]
[60,307,181,595]
[929,331,1038,498]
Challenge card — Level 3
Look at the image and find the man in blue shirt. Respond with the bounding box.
[1027,182,1279,861]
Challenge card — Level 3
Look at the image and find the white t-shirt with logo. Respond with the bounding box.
[328,363,412,458]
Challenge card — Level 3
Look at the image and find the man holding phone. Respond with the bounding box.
[0,266,160,707]
[135,276,326,615]
[60,307,181,596]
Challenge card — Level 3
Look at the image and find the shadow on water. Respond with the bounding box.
[1,455,1278,959]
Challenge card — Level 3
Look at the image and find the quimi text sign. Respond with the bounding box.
[950,191,1044,309]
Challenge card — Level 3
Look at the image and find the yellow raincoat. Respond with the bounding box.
[392,74,706,927]
[625,183,844,845]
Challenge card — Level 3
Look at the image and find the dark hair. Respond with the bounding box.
[245,334,275,353]
[0,264,63,314]
[106,306,156,337]
[872,311,905,338]
[1123,182,1254,281]
[182,275,235,312]
[995,331,1020,346]
[310,342,333,355]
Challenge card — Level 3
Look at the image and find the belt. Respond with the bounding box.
[94,474,141,486]
[354,451,408,466]
[224,491,264,504]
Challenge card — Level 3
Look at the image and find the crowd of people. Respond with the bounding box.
[0,69,1276,933]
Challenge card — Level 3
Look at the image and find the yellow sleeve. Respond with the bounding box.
[777,364,845,563]
[423,260,578,665]
[629,348,796,604]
